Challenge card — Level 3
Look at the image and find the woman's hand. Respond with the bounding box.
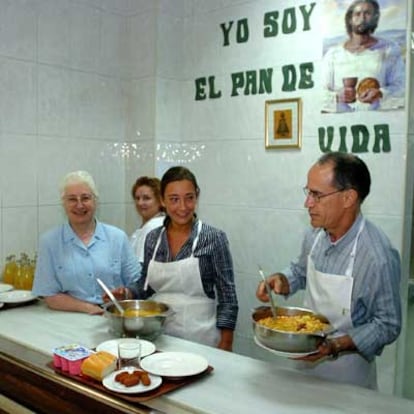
[86,303,105,315]
[217,328,234,352]
[102,287,131,302]
[256,273,290,302]
[44,294,104,315]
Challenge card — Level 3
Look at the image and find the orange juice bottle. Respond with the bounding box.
[2,255,17,285]
[29,258,36,289]
[32,253,37,277]
[20,259,34,290]
[13,259,23,289]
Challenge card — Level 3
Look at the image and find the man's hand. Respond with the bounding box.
[293,336,356,362]
[293,340,334,362]
[256,273,290,302]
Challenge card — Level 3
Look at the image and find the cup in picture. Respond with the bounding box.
[342,77,358,88]
[117,338,141,370]
[342,77,358,103]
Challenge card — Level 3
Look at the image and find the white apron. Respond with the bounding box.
[301,220,377,389]
[144,221,219,347]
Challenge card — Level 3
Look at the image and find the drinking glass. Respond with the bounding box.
[117,338,141,370]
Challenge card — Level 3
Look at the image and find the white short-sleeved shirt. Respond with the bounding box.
[130,214,165,263]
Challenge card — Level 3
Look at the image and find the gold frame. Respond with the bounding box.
[265,98,302,149]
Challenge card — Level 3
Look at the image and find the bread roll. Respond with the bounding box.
[356,77,380,96]
[80,351,117,381]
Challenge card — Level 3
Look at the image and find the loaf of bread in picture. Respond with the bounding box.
[80,351,117,381]
[356,77,381,97]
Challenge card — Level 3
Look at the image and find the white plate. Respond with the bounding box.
[102,369,162,394]
[254,336,319,358]
[96,339,156,358]
[141,352,208,378]
[0,283,13,293]
[0,289,37,304]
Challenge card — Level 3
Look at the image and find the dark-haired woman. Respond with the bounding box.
[114,166,238,351]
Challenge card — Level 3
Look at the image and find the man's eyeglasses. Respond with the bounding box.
[303,187,344,203]
[63,194,95,206]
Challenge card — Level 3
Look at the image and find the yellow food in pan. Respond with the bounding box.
[258,314,329,334]
[120,309,161,317]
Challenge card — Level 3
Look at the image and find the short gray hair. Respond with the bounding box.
[60,170,99,199]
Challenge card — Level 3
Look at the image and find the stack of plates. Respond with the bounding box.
[0,282,13,293]
[0,287,38,307]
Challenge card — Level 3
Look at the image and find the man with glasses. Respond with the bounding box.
[256,152,401,389]
[32,171,141,314]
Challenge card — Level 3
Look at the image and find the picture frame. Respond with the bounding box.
[265,98,302,149]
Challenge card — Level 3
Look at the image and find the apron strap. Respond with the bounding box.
[344,219,365,277]
[191,220,203,256]
[144,228,165,291]
[309,229,324,256]
[310,219,365,278]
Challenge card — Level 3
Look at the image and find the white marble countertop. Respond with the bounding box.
[1,300,414,414]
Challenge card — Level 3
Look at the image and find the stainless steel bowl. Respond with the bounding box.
[103,299,171,340]
[252,306,332,353]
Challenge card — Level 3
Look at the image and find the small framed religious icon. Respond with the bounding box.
[265,98,302,149]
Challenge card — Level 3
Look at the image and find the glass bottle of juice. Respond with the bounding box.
[32,253,37,274]
[20,258,34,290]
[13,259,23,289]
[2,254,18,285]
[30,258,36,287]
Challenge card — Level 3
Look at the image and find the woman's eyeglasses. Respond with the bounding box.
[63,194,95,206]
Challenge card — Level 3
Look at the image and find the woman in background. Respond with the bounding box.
[130,176,165,264]
[32,171,140,314]
[112,166,238,351]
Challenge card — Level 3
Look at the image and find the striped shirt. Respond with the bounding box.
[284,214,402,361]
[129,219,238,330]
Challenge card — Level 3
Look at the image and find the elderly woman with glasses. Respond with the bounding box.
[32,171,141,314]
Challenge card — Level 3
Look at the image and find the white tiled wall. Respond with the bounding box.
[0,0,413,399]
[0,0,158,261]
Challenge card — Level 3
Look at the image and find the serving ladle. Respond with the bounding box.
[96,278,124,315]
[258,265,277,319]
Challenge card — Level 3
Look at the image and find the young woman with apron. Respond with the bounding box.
[144,220,220,347]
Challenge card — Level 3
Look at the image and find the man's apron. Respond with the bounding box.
[144,221,219,346]
[300,220,377,389]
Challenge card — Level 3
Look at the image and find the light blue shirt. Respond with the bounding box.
[32,221,141,304]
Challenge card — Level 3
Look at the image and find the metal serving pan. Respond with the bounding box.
[252,306,333,353]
